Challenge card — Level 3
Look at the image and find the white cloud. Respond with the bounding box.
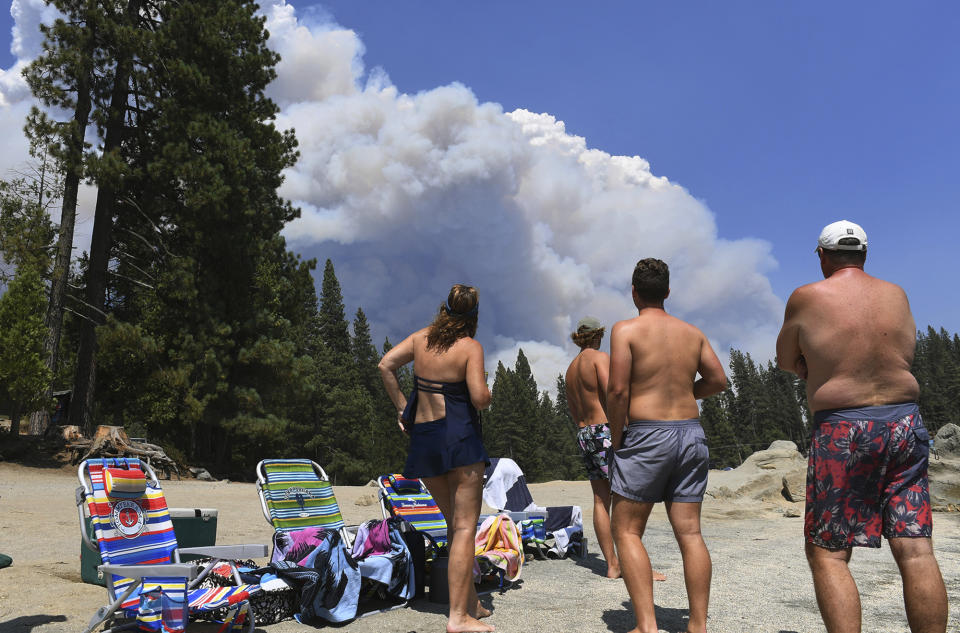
[262,1,784,393]
[1,0,786,396]
[1,1,97,252]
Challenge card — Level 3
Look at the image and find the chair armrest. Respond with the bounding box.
[99,563,197,580]
[504,511,546,521]
[178,544,267,559]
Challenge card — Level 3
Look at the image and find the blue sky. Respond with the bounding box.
[1,1,957,384]
[298,1,959,333]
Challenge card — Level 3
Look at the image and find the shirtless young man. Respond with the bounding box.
[776,220,947,633]
[566,318,668,581]
[607,259,727,633]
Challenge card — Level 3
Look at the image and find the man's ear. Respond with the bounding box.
[665,288,671,300]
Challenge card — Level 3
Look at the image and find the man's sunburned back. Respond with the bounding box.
[566,349,608,427]
[618,309,706,421]
[791,269,918,413]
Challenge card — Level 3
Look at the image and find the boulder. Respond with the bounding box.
[355,493,378,507]
[934,423,960,457]
[768,440,798,452]
[781,472,805,503]
[189,467,216,482]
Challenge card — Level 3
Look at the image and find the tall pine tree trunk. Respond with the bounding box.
[70,1,139,435]
[10,402,22,437]
[30,82,91,437]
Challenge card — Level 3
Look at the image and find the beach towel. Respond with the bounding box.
[270,529,360,624]
[474,514,523,582]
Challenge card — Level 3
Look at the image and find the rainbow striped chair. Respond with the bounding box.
[77,458,266,633]
[377,474,448,547]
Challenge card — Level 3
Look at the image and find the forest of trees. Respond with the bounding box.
[699,328,960,468]
[1,1,959,483]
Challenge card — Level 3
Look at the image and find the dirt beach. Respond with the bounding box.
[0,462,957,633]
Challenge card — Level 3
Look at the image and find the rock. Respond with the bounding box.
[738,446,806,472]
[192,468,216,482]
[783,507,801,518]
[768,440,798,452]
[366,479,380,487]
[934,423,960,457]
[781,473,805,503]
[355,493,379,507]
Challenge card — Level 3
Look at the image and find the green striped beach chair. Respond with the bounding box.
[255,459,350,548]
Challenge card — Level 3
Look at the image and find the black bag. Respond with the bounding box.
[395,517,428,600]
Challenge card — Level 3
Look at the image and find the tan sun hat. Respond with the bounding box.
[576,316,603,331]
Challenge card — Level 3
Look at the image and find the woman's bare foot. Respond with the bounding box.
[653,569,667,582]
[471,601,492,619]
[447,614,495,632]
[605,564,621,579]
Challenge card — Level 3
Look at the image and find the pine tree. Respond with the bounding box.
[319,260,351,358]
[22,1,100,434]
[0,266,53,436]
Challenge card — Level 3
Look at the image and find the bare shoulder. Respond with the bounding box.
[784,281,823,312]
[583,348,609,366]
[456,336,484,355]
[611,317,638,335]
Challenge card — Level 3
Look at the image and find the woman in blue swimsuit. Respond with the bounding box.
[379,284,493,633]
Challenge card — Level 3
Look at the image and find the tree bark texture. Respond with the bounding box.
[70,0,140,435]
[30,80,91,436]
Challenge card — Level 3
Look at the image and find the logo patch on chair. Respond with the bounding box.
[285,486,318,517]
[111,500,146,538]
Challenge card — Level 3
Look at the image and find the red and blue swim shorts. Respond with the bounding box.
[805,402,932,550]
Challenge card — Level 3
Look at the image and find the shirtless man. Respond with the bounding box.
[776,220,947,633]
[607,258,727,633]
[566,317,667,581]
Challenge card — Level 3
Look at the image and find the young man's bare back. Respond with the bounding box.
[565,347,609,429]
[566,317,668,582]
[606,259,726,633]
[776,221,945,633]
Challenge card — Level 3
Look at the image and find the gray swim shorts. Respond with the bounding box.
[609,418,709,503]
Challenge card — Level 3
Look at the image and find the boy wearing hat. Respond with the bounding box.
[566,316,623,579]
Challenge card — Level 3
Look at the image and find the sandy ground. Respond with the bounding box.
[0,462,958,633]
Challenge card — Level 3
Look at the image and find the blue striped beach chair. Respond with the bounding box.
[77,458,266,633]
[377,474,448,547]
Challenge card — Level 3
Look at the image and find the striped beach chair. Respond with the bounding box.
[77,458,265,633]
[377,474,448,546]
[255,458,349,547]
[256,459,412,617]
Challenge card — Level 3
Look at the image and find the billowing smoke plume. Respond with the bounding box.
[0,0,785,392]
[262,1,783,390]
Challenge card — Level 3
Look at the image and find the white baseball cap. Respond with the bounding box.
[817,220,867,252]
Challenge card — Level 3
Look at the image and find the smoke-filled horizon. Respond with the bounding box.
[263,1,783,390]
[0,0,785,393]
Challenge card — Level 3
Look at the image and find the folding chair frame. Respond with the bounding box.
[77,459,266,633]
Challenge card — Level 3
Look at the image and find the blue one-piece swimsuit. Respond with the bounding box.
[401,375,490,479]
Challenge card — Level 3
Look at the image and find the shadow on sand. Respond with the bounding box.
[0,615,68,632]
[601,600,688,633]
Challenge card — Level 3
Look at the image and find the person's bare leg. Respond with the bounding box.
[611,494,658,633]
[805,543,860,633]
[664,501,710,633]
[590,478,621,578]
[888,537,947,633]
[430,464,492,633]
[424,472,490,621]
